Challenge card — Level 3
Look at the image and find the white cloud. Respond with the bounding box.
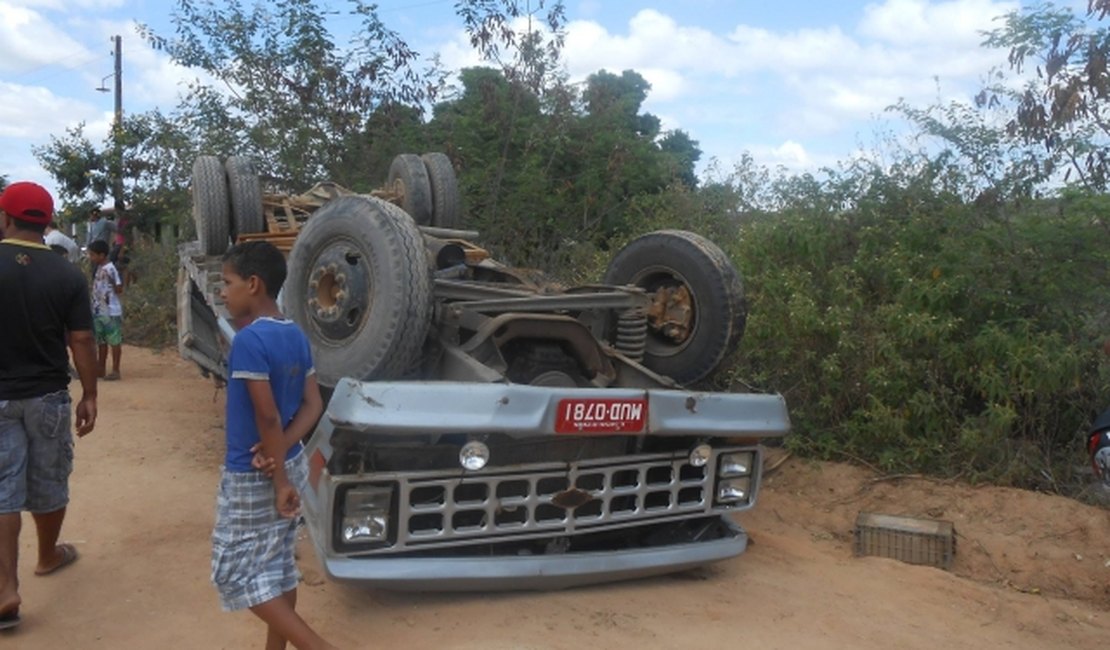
[0,2,92,73]
[429,0,1022,176]
[859,0,1017,47]
[6,0,125,9]
[0,80,95,138]
[746,140,825,171]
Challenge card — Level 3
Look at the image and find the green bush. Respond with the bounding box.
[121,236,179,349]
[592,159,1110,493]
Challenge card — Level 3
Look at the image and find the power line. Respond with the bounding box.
[8,41,111,82]
[12,54,109,87]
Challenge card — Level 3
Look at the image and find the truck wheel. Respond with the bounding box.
[192,156,230,256]
[225,156,265,237]
[421,152,461,228]
[387,153,433,225]
[603,230,746,385]
[285,195,433,387]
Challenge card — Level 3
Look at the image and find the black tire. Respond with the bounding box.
[387,153,433,225]
[192,156,230,256]
[421,152,461,228]
[285,195,433,387]
[603,230,745,385]
[225,156,264,237]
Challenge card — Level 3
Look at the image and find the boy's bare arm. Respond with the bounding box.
[246,379,299,517]
[283,373,324,448]
[248,375,324,477]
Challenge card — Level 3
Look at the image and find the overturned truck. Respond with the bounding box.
[178,153,790,590]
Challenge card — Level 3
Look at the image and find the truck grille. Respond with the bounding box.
[371,449,753,552]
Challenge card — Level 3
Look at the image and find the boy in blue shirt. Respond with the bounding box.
[212,241,334,650]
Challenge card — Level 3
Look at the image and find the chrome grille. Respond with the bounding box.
[370,449,753,552]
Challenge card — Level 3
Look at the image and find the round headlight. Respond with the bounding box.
[689,443,712,467]
[459,441,490,471]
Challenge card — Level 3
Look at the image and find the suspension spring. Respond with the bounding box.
[615,308,648,361]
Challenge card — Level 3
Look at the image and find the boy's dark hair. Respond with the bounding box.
[223,241,286,299]
[88,240,110,255]
[50,244,68,256]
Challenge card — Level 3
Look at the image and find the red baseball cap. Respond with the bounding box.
[0,182,54,225]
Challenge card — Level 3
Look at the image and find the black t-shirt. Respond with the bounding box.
[0,239,93,399]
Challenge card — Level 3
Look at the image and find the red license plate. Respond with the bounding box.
[555,398,648,434]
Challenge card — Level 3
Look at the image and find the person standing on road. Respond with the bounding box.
[44,221,80,264]
[87,240,124,380]
[0,182,98,632]
[212,241,335,650]
[85,207,115,249]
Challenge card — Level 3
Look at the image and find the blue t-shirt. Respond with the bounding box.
[225,317,315,472]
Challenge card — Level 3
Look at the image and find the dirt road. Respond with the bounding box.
[3,346,1108,649]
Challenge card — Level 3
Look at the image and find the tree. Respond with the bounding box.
[139,0,439,190]
[34,0,555,233]
[422,66,701,268]
[890,99,1052,201]
[981,1,1110,189]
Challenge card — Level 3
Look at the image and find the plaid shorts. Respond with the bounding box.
[211,449,308,612]
[0,390,73,514]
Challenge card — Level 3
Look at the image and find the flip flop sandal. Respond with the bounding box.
[35,543,79,576]
[0,609,20,631]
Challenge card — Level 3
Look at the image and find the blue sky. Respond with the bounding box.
[0,0,1058,202]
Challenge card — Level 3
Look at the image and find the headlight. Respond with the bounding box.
[688,443,712,467]
[717,477,751,504]
[719,451,754,478]
[459,441,490,471]
[341,485,392,544]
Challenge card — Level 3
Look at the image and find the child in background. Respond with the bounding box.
[86,240,123,380]
[212,241,335,650]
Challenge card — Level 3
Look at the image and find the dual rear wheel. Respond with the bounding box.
[190,155,265,256]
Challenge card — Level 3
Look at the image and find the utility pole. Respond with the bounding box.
[111,35,123,212]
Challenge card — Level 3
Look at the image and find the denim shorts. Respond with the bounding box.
[0,389,74,514]
[211,450,308,611]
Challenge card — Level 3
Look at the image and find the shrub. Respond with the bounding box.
[121,236,179,348]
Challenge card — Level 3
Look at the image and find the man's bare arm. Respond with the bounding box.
[69,329,98,436]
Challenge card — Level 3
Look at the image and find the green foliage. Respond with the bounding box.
[121,236,180,348]
[138,0,438,191]
[619,152,1110,492]
[981,2,1110,189]
[429,66,702,270]
[32,125,109,206]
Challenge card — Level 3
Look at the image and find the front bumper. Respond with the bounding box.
[311,515,748,591]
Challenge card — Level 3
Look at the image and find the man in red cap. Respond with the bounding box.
[0,181,98,632]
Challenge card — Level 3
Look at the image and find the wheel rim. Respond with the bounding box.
[304,238,372,344]
[629,266,698,358]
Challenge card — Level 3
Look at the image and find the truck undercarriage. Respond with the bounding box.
[178,153,790,589]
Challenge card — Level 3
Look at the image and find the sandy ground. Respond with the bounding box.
[2,345,1108,649]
